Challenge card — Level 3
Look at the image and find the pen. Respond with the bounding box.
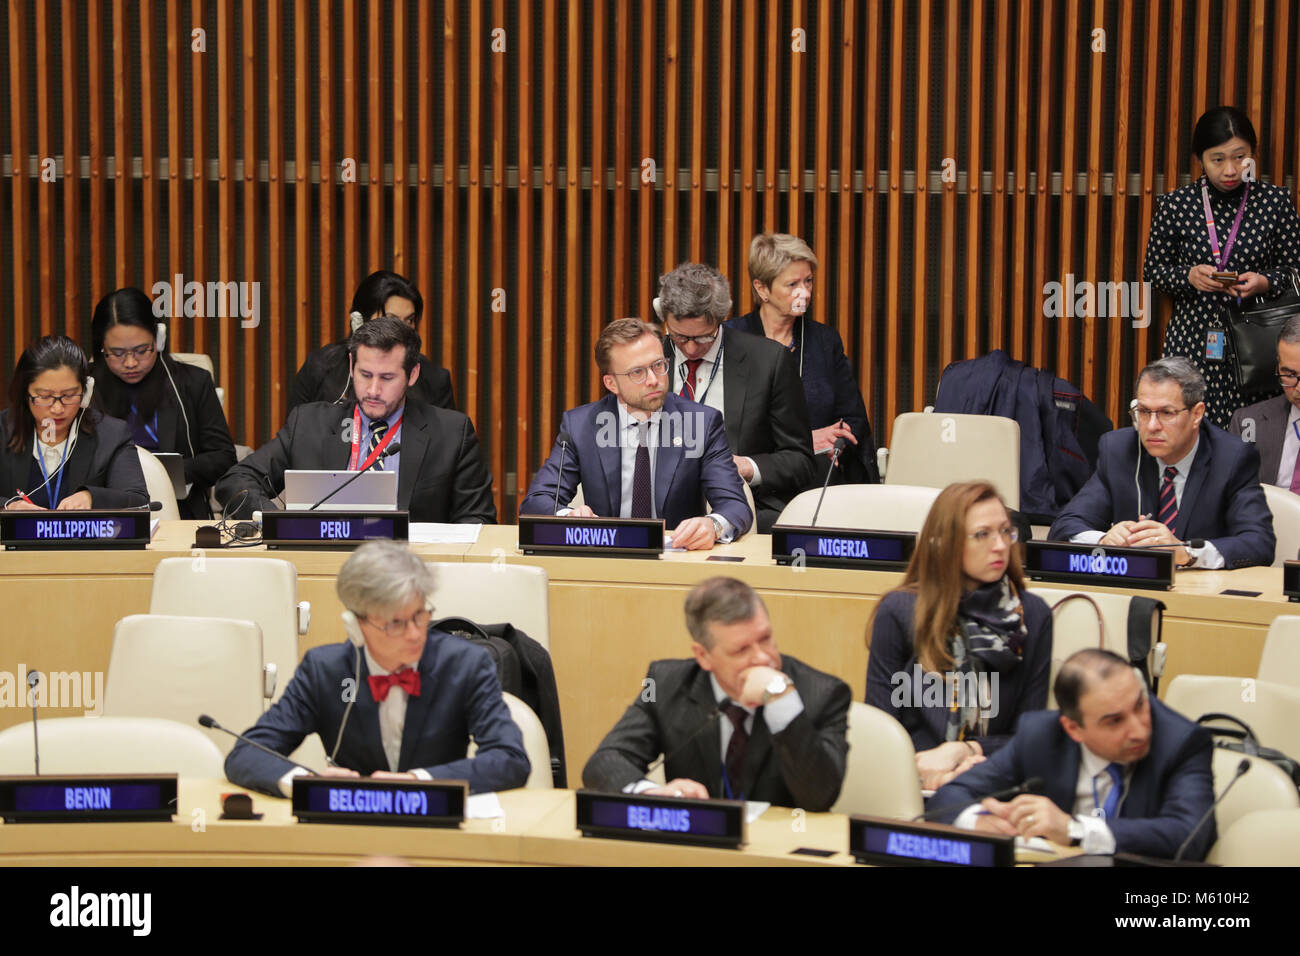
[16,489,35,506]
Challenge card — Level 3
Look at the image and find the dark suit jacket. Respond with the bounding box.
[1047,420,1276,568]
[89,357,236,518]
[225,630,530,796]
[214,400,497,523]
[582,655,850,811]
[664,328,816,532]
[0,408,148,509]
[725,309,880,483]
[1228,393,1292,486]
[864,589,1053,756]
[518,391,752,534]
[288,343,456,413]
[930,698,1216,861]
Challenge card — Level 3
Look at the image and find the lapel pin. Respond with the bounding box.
[673,436,683,447]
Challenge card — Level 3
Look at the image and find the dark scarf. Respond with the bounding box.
[944,577,1028,741]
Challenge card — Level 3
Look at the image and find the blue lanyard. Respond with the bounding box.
[677,339,725,407]
[34,439,70,508]
[721,764,743,802]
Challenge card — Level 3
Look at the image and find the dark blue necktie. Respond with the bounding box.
[1101,763,1124,818]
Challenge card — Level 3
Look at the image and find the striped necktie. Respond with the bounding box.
[368,420,389,470]
[1157,466,1178,528]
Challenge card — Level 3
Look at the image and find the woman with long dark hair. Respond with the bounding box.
[866,481,1053,790]
[1,335,147,510]
[88,288,235,518]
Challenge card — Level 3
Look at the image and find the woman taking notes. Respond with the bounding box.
[865,481,1053,790]
[1,335,147,511]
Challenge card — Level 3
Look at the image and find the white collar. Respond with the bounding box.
[1158,435,1199,473]
[616,400,662,430]
[709,673,755,716]
[676,328,723,368]
[362,644,418,679]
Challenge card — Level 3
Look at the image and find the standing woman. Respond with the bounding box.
[725,233,880,483]
[865,481,1053,790]
[89,288,236,518]
[1144,106,1300,426]
[1,335,148,510]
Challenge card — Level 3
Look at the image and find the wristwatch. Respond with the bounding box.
[707,514,725,541]
[761,674,793,705]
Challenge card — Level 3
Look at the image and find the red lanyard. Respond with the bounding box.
[347,406,403,471]
[1201,179,1250,271]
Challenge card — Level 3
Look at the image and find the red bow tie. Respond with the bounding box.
[368,668,421,702]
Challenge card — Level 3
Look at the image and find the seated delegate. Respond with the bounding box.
[866,481,1052,789]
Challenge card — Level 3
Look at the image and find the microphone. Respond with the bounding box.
[1120,537,1206,550]
[308,442,402,511]
[553,431,573,514]
[133,501,165,511]
[28,671,40,776]
[1173,758,1250,862]
[643,706,725,787]
[913,776,1046,822]
[197,714,320,774]
[809,437,848,527]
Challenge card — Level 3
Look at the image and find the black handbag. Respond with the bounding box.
[1195,711,1300,793]
[1222,267,1300,402]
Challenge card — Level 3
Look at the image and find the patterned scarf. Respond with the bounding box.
[944,577,1028,741]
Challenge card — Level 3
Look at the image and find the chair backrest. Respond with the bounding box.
[1263,484,1300,568]
[149,556,304,701]
[1165,674,1300,760]
[775,483,941,532]
[170,351,215,381]
[1211,749,1300,834]
[136,447,180,520]
[427,562,550,651]
[465,692,552,790]
[0,716,224,777]
[884,412,1021,509]
[1207,808,1300,865]
[831,702,924,819]
[103,614,265,756]
[1260,614,1300,688]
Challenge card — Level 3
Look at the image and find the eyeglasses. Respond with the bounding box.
[610,358,670,384]
[1129,406,1189,426]
[1279,369,1300,388]
[361,609,432,638]
[103,344,155,361]
[28,391,83,409]
[967,526,1019,546]
[666,329,719,347]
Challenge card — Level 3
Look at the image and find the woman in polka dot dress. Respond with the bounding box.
[1143,106,1300,426]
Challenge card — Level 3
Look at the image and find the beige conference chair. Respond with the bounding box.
[136,447,180,520]
[831,702,925,820]
[427,562,550,651]
[1165,674,1300,760]
[880,412,1022,510]
[1208,809,1300,865]
[0,716,223,777]
[1259,615,1300,689]
[1209,749,1300,836]
[102,614,267,758]
[1262,484,1300,567]
[775,483,941,532]
[465,692,552,790]
[171,351,224,412]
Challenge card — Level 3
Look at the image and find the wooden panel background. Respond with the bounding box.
[2,0,1299,520]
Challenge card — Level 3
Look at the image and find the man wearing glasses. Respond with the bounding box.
[654,263,816,532]
[224,540,530,797]
[1050,356,1274,569]
[1228,316,1300,487]
[520,319,752,549]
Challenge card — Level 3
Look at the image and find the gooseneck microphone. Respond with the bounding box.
[197,714,320,774]
[809,437,848,528]
[1174,758,1250,862]
[28,671,41,776]
[913,776,1046,822]
[308,443,401,511]
[553,431,573,514]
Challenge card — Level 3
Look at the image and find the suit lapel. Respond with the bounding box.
[156,396,181,457]
[57,428,95,503]
[721,330,747,449]
[1052,741,1083,813]
[395,403,429,511]
[325,403,357,471]
[1263,397,1290,483]
[349,652,388,772]
[738,708,773,801]
[397,639,438,769]
[594,395,623,516]
[653,402,684,517]
[684,670,724,798]
[1174,426,1212,538]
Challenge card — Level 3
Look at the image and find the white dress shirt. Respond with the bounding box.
[31,419,78,505]
[670,333,762,487]
[1275,403,1300,487]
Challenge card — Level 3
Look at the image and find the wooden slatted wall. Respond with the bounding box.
[3,0,1300,520]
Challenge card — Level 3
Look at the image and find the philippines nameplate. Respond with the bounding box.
[0,510,152,550]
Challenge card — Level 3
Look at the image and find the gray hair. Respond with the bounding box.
[684,576,766,647]
[1280,315,1300,347]
[336,540,436,617]
[1136,356,1206,407]
[657,262,733,326]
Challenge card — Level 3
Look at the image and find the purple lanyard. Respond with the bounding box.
[1201,179,1250,271]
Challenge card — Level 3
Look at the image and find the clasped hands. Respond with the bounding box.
[1099,519,1190,567]
[318,767,418,781]
[974,794,1072,846]
[4,491,94,511]
[916,740,985,791]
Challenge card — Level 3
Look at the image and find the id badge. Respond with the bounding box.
[1205,329,1226,361]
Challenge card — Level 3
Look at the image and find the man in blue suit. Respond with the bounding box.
[931,648,1216,860]
[1049,356,1274,568]
[520,318,752,549]
[224,540,530,796]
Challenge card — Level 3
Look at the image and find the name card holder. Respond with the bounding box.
[849,815,1015,867]
[518,514,665,558]
[260,510,409,549]
[1024,540,1174,591]
[0,774,178,823]
[575,789,745,849]
[291,776,466,828]
[0,510,152,551]
[771,526,916,571]
[1284,561,1300,602]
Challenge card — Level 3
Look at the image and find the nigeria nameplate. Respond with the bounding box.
[1024,541,1174,591]
[291,776,466,828]
[772,526,915,571]
[518,515,664,558]
[261,510,409,549]
[0,775,177,823]
[575,789,745,849]
[0,510,152,551]
[849,815,1015,867]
